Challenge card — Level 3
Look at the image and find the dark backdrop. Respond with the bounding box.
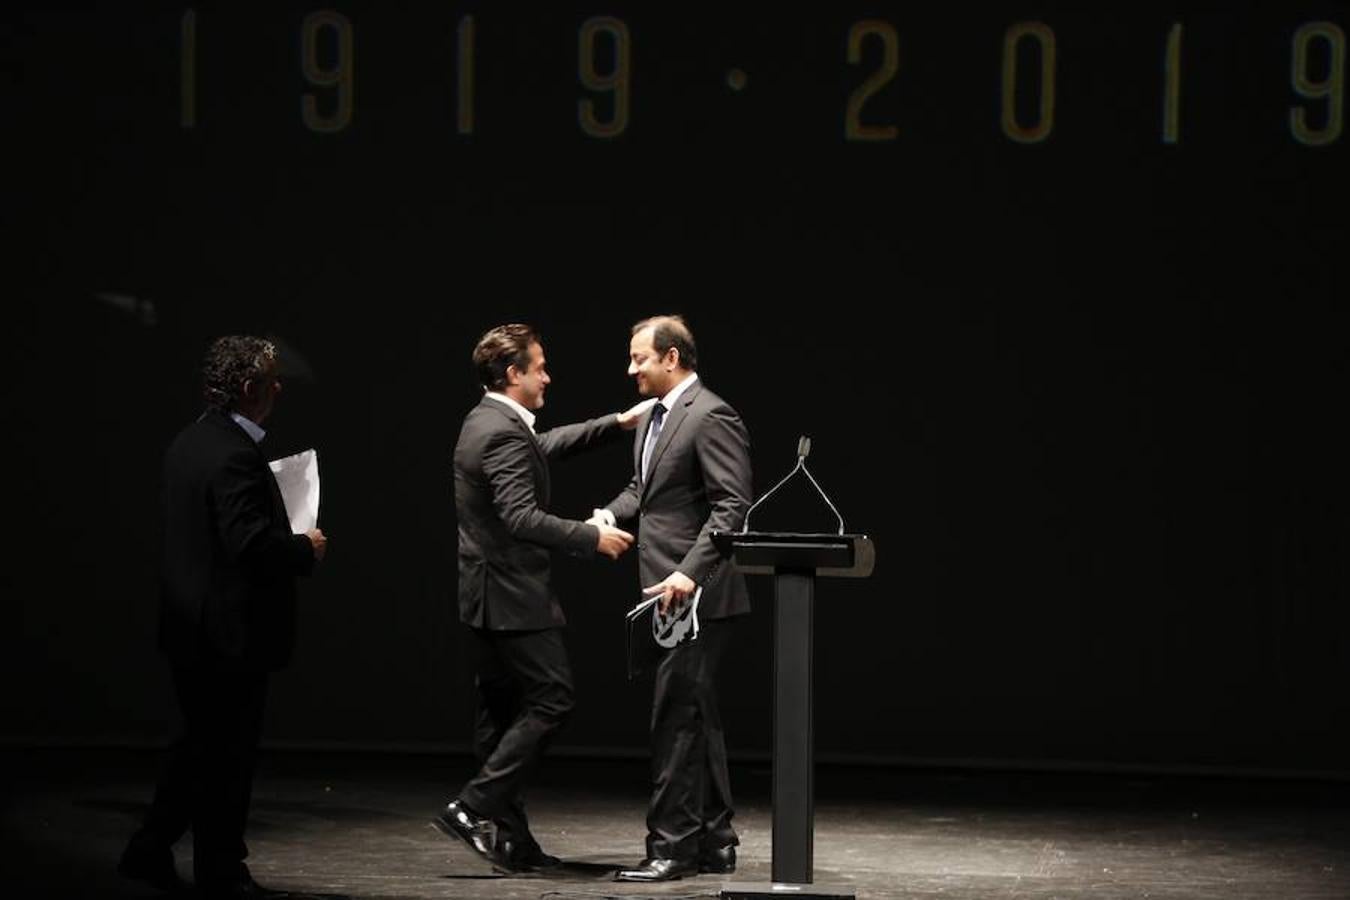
[6,4,1349,775]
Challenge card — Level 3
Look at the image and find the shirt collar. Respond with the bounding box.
[658,371,699,411]
[229,411,266,444]
[485,391,537,432]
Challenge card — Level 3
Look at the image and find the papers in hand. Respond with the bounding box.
[627,586,703,649]
[268,448,320,533]
[625,594,660,620]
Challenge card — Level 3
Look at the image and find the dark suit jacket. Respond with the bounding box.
[455,397,623,630]
[158,409,315,672]
[606,379,753,620]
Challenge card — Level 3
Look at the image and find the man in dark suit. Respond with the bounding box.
[433,323,642,873]
[118,336,328,899]
[591,315,753,882]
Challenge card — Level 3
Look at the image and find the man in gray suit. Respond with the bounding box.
[591,315,753,882]
[434,323,641,874]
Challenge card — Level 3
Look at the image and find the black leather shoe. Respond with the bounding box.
[117,832,184,892]
[524,849,562,869]
[496,840,562,873]
[502,847,558,874]
[699,844,737,874]
[432,799,512,870]
[615,857,699,882]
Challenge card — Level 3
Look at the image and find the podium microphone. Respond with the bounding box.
[742,435,846,535]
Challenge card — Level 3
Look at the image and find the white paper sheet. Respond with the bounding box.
[268,448,320,533]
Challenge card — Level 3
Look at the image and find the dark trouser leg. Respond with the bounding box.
[125,664,196,865]
[162,665,268,886]
[466,647,533,848]
[139,730,194,848]
[699,624,737,852]
[459,627,573,844]
[647,619,737,861]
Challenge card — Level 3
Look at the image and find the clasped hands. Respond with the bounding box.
[586,396,655,561]
[591,520,634,560]
[591,395,693,612]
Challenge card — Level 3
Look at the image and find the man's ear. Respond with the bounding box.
[504,364,521,386]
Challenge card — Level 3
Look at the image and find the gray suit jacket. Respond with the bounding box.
[606,379,753,620]
[454,397,622,630]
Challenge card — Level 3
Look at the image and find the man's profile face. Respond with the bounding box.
[628,327,674,398]
[510,342,550,410]
[240,358,281,425]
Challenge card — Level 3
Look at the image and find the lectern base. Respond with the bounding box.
[721,882,856,900]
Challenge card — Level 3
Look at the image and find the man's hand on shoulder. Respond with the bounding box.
[616,398,658,431]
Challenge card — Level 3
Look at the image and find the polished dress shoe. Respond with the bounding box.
[699,844,737,874]
[497,839,562,873]
[615,857,700,882]
[117,832,184,892]
[432,799,512,870]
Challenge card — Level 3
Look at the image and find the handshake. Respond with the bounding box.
[581,395,655,560]
[586,511,633,560]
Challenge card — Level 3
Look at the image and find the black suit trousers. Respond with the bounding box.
[647,617,737,860]
[460,626,574,848]
[140,664,269,884]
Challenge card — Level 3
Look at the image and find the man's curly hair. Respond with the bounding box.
[202,336,277,410]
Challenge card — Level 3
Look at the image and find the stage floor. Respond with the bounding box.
[3,747,1348,899]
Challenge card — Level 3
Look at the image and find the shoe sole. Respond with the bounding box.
[430,816,483,857]
[495,859,560,875]
[616,874,689,882]
[430,816,463,844]
[616,869,697,882]
[431,818,519,874]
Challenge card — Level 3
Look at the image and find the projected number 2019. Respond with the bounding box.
[178,11,1346,147]
[844,20,1344,147]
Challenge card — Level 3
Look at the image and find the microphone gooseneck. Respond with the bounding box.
[742,435,845,535]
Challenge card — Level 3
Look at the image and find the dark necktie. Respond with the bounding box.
[641,403,667,481]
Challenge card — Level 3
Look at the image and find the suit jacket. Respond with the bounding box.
[455,397,623,630]
[158,409,315,672]
[606,379,752,620]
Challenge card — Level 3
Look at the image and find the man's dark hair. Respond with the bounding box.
[473,323,540,391]
[202,336,277,410]
[634,315,697,371]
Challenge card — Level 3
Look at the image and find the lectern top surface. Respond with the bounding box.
[710,531,874,578]
[716,531,865,544]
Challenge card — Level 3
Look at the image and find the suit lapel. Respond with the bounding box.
[485,397,548,486]
[640,380,700,498]
[632,418,645,481]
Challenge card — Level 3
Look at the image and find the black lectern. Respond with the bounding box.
[711,530,874,900]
